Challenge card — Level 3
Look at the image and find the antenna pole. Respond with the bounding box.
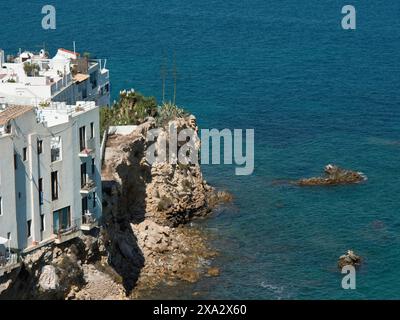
[173,52,177,106]
[161,51,167,104]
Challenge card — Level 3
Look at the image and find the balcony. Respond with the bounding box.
[80,179,96,194]
[79,138,96,158]
[54,222,81,245]
[0,253,20,277]
[81,212,98,231]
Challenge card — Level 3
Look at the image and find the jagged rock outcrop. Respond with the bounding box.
[101,115,231,296]
[103,116,231,227]
[297,164,366,186]
[38,265,59,291]
[0,234,125,300]
[338,250,362,269]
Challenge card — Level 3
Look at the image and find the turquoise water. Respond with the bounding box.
[2,1,400,299]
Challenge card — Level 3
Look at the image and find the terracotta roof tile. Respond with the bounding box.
[0,105,34,126]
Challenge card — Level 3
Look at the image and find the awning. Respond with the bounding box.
[0,236,9,245]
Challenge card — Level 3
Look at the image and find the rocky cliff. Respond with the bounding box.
[0,113,231,300]
[101,115,231,297]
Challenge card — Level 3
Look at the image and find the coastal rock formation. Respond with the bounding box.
[338,250,362,269]
[101,114,231,296]
[0,112,230,300]
[297,164,366,186]
[38,265,59,291]
[0,234,126,300]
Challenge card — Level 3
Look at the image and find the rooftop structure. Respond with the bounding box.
[0,48,110,107]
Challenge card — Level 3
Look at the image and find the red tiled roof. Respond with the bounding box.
[0,105,34,126]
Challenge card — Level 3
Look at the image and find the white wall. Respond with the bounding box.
[0,105,102,251]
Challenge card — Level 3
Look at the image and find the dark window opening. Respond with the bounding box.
[40,214,45,232]
[51,171,58,200]
[81,163,87,188]
[39,178,43,205]
[90,122,94,139]
[91,158,95,175]
[27,220,32,238]
[82,196,88,215]
[93,192,96,208]
[37,140,43,154]
[79,126,86,151]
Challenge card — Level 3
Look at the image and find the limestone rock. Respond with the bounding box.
[297,164,366,186]
[38,265,59,291]
[338,250,361,269]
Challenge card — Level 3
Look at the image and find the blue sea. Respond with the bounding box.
[2,1,400,299]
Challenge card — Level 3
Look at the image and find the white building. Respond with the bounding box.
[0,101,102,261]
[0,48,110,107]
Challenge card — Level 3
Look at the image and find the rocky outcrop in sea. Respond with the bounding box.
[297,164,366,186]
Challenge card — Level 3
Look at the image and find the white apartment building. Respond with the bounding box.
[0,48,110,108]
[0,101,102,261]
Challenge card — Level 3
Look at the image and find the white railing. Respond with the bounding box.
[81,179,96,192]
[100,129,108,165]
[82,212,97,225]
[0,253,18,269]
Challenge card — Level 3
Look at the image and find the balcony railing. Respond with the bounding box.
[54,219,81,244]
[0,253,20,277]
[80,179,96,194]
[81,212,98,231]
[79,138,96,157]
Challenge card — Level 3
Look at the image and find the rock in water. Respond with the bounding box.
[297,164,366,186]
[207,267,220,277]
[338,250,361,269]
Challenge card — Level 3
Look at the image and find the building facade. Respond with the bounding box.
[0,101,102,252]
[0,48,110,108]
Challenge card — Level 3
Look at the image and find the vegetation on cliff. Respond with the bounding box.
[100,89,189,133]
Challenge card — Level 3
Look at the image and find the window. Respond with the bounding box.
[40,214,45,232]
[7,232,10,240]
[90,71,98,89]
[93,192,96,208]
[27,220,32,238]
[14,153,17,170]
[38,178,43,205]
[79,126,86,151]
[50,136,62,162]
[53,207,71,234]
[90,122,94,139]
[82,87,87,99]
[51,171,58,200]
[23,147,27,161]
[91,158,95,175]
[0,196,2,216]
[82,196,88,215]
[81,163,87,188]
[37,140,43,154]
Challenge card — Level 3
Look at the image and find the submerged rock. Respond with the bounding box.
[338,250,362,269]
[207,267,220,277]
[297,164,366,186]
